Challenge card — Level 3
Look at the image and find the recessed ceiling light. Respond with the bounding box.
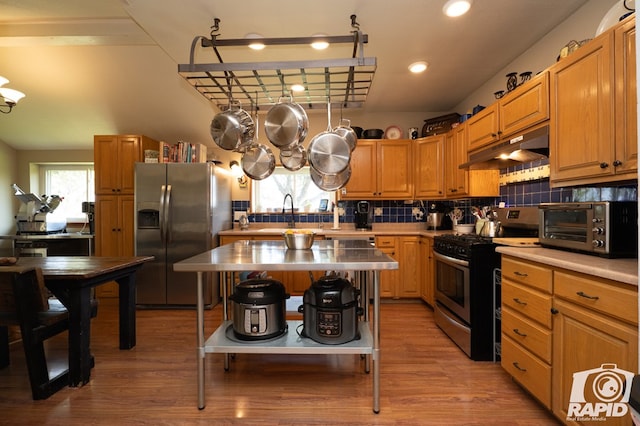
[408,61,429,73]
[443,0,473,17]
[310,34,329,50]
[245,33,265,50]
[290,84,305,92]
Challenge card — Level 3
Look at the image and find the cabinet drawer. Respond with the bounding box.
[554,270,638,325]
[501,335,551,409]
[502,257,552,293]
[502,306,552,363]
[502,280,552,328]
[375,236,395,248]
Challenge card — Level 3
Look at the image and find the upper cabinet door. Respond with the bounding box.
[500,71,549,138]
[550,32,615,185]
[614,17,638,178]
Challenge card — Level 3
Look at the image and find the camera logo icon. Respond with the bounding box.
[567,363,634,420]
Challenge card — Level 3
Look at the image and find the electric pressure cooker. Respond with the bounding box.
[228,278,289,341]
[298,275,361,345]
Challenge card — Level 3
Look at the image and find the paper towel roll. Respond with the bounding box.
[333,204,340,229]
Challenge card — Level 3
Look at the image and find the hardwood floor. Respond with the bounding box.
[0,299,560,425]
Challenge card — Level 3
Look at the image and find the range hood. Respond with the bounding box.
[459,124,549,170]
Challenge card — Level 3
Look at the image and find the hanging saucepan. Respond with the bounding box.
[332,118,358,152]
[308,101,351,175]
[280,144,307,171]
[264,96,309,149]
[210,100,255,151]
[309,164,351,191]
[241,143,275,180]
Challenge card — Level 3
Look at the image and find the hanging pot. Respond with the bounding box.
[241,143,275,180]
[264,96,309,149]
[280,144,307,171]
[308,101,351,175]
[310,164,351,191]
[332,118,358,152]
[210,101,255,151]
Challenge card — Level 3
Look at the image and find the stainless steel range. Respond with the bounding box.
[432,206,539,361]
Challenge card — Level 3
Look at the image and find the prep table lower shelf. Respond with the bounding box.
[207,320,373,355]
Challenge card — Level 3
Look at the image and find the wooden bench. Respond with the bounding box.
[0,266,79,399]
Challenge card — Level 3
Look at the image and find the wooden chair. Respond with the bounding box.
[0,266,71,400]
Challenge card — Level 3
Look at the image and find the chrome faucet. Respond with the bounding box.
[282,193,295,228]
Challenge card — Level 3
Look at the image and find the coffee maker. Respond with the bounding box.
[425,202,452,230]
[354,201,373,230]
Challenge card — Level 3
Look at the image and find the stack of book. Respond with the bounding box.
[159,141,208,163]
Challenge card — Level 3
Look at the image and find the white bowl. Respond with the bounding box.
[455,224,475,234]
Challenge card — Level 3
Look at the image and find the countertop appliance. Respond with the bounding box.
[228,278,289,341]
[134,162,232,307]
[11,184,66,235]
[426,203,452,230]
[433,206,539,361]
[354,201,373,230]
[538,201,638,258]
[299,275,361,345]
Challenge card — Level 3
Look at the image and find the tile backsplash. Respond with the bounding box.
[232,161,637,227]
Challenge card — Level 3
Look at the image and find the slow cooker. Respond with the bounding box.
[228,278,289,341]
[298,275,361,345]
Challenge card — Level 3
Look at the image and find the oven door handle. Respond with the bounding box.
[433,251,469,268]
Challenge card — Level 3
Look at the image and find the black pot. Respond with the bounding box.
[351,126,363,138]
[363,128,384,139]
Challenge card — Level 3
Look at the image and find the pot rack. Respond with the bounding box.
[177,15,376,110]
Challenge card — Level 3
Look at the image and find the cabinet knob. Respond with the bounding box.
[551,308,559,315]
[613,160,622,167]
[599,162,609,169]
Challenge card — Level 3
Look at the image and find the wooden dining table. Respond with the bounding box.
[9,256,153,387]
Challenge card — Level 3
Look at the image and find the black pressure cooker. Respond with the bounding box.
[228,278,289,341]
[298,275,362,345]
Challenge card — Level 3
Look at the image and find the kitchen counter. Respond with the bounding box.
[174,239,398,413]
[496,246,638,286]
[219,223,452,238]
[0,233,94,240]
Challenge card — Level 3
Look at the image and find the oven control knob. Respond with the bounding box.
[592,239,605,248]
[592,227,604,235]
[592,217,603,223]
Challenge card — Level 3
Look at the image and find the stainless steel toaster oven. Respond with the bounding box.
[538,202,637,258]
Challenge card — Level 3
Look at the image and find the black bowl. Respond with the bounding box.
[363,128,384,139]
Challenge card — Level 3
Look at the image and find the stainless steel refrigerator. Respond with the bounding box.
[134,162,231,307]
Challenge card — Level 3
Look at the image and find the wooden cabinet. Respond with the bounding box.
[445,124,468,197]
[552,271,638,425]
[444,124,500,199]
[419,236,434,306]
[613,17,638,179]
[340,139,413,200]
[500,256,553,409]
[375,236,420,299]
[398,236,420,298]
[94,135,159,195]
[219,235,325,296]
[501,254,639,424]
[550,15,637,186]
[94,195,135,297]
[414,135,445,198]
[468,71,549,152]
[375,236,398,298]
[93,134,159,298]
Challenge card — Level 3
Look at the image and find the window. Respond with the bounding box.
[39,164,94,222]
[251,167,335,212]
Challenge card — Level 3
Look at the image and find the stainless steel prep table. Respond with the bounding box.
[173,239,398,413]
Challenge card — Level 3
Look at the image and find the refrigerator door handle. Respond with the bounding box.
[160,184,167,243]
[165,184,173,243]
